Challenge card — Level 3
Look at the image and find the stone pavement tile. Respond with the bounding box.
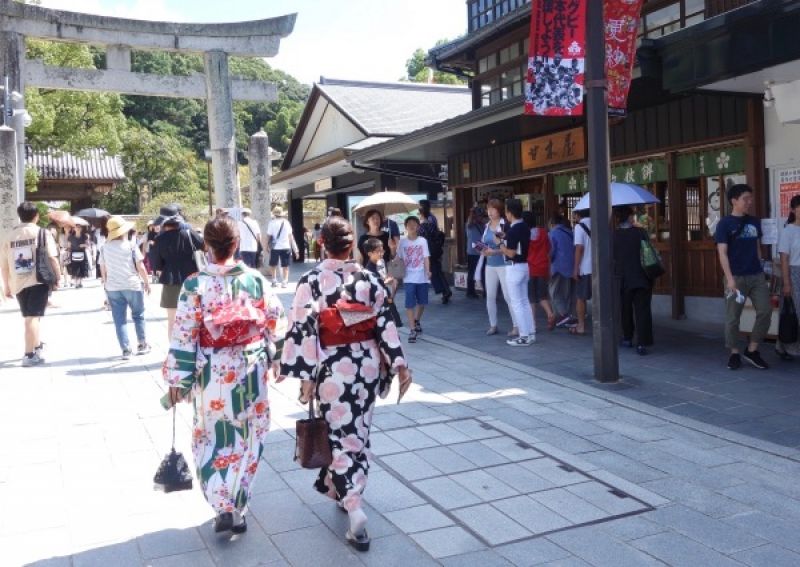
[546,524,662,567]
[271,524,360,567]
[492,495,572,535]
[24,558,72,567]
[416,446,477,474]
[564,481,646,516]
[450,440,510,467]
[362,470,426,513]
[262,439,301,473]
[639,453,746,491]
[724,510,800,553]
[440,549,515,566]
[357,533,439,567]
[146,549,216,567]
[714,444,800,476]
[383,504,454,534]
[0,527,72,567]
[451,419,505,441]
[69,541,143,567]
[580,450,667,484]
[136,527,206,561]
[485,463,557,494]
[712,462,800,500]
[640,477,751,518]
[597,515,666,541]
[485,407,550,431]
[380,452,443,481]
[631,531,746,567]
[732,543,800,567]
[647,504,766,554]
[523,427,602,455]
[450,469,520,502]
[461,398,510,412]
[720,482,800,521]
[410,526,485,559]
[368,432,407,456]
[519,458,588,487]
[529,487,608,524]
[250,465,291,496]
[589,420,671,443]
[308,501,397,541]
[452,503,531,545]
[499,398,558,417]
[537,558,593,567]
[414,476,482,510]
[384,427,440,451]
[248,489,321,535]
[496,537,573,566]
[393,403,448,423]
[371,410,416,430]
[433,403,484,419]
[576,432,663,463]
[416,422,473,444]
[648,438,739,467]
[480,435,545,462]
[589,470,670,508]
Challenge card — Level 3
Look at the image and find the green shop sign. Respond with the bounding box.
[554,158,667,195]
[676,146,744,179]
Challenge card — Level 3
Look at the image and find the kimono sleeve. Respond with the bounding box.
[279,274,320,381]
[162,275,202,394]
[263,291,288,361]
[370,275,407,372]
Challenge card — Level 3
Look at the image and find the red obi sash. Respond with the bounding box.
[319,300,377,348]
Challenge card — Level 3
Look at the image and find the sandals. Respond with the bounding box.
[547,314,556,331]
[486,326,498,336]
[346,529,370,552]
[568,327,587,336]
[507,327,519,338]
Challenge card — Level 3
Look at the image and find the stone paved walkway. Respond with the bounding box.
[2,269,800,566]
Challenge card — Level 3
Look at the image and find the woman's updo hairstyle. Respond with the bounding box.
[203,216,239,261]
[320,217,354,257]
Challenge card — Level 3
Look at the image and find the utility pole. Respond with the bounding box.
[585,0,619,382]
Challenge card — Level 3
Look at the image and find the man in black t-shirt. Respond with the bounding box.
[714,184,771,370]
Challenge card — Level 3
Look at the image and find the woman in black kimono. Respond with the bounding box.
[67,225,90,287]
[279,217,412,552]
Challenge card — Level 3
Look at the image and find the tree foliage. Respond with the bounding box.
[405,40,467,85]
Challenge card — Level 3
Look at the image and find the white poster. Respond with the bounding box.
[761,218,778,246]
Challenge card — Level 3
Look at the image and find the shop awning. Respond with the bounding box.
[553,157,668,195]
[676,146,745,179]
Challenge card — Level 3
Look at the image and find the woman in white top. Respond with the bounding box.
[778,194,800,358]
[99,216,152,359]
[478,198,518,337]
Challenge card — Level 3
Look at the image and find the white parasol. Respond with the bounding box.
[573,182,660,211]
[354,191,419,216]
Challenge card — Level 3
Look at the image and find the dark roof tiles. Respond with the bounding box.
[26,147,125,181]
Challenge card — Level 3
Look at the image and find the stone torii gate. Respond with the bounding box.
[0,0,295,235]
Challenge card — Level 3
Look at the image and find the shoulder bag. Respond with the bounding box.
[186,229,207,271]
[242,219,264,268]
[639,230,665,280]
[387,253,406,280]
[36,229,58,288]
[267,220,285,251]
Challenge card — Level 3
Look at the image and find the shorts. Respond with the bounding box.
[16,284,49,317]
[160,284,182,309]
[528,276,550,303]
[404,282,429,309]
[269,249,291,267]
[575,274,592,300]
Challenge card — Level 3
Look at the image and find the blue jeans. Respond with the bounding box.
[107,289,146,350]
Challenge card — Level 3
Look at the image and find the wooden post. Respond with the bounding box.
[666,151,685,319]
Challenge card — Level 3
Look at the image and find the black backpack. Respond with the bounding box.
[35,229,58,287]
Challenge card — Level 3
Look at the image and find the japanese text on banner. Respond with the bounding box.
[524,0,586,117]
[604,0,644,116]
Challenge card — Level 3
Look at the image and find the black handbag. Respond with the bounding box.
[294,390,332,469]
[153,407,193,492]
[779,296,799,345]
[35,229,58,287]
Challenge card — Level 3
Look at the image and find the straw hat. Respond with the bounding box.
[107,215,134,240]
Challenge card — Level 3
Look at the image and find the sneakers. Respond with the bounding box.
[741,349,769,370]
[727,353,742,370]
[136,343,152,356]
[506,335,535,347]
[408,331,418,343]
[271,280,278,288]
[280,281,288,288]
[122,348,132,360]
[35,342,45,357]
[21,352,45,367]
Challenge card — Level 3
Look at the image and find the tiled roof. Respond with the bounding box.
[317,78,473,137]
[26,147,125,181]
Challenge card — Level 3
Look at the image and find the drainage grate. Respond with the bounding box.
[374,418,654,547]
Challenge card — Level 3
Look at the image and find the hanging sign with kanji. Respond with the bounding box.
[521,127,586,170]
[524,0,587,117]
[604,0,645,116]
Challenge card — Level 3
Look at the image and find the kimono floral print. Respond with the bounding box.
[280,259,406,513]
[163,263,287,517]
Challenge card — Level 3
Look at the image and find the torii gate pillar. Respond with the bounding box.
[204,51,241,210]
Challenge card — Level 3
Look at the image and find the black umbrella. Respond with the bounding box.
[75,207,110,218]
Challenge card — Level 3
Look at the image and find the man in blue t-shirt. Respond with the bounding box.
[714,184,771,371]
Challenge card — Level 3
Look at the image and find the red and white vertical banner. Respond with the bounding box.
[524,0,587,117]
[604,0,644,116]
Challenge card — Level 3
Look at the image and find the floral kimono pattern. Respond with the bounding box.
[280,259,407,511]
[163,262,287,515]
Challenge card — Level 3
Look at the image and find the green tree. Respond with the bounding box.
[24,39,128,154]
[405,40,467,85]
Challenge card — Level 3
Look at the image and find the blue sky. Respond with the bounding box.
[41,0,468,85]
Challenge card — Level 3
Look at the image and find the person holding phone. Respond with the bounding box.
[479,199,518,336]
